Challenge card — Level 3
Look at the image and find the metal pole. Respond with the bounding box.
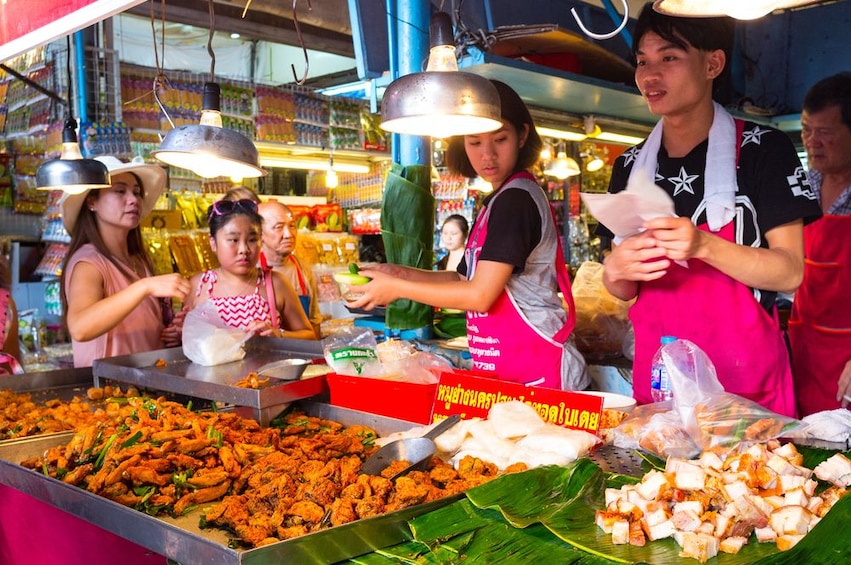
[395,0,429,166]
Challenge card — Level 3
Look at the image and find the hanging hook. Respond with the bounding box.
[570,0,629,41]
[291,0,311,85]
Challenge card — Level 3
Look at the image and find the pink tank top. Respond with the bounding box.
[197,269,275,329]
[65,245,164,368]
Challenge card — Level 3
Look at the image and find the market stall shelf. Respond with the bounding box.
[0,401,463,565]
[92,338,327,425]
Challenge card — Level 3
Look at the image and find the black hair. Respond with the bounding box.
[633,3,735,105]
[445,80,543,179]
[803,72,851,130]
[60,172,154,322]
[442,214,470,239]
[207,200,262,238]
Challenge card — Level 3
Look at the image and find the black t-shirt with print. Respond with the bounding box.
[597,120,822,312]
[458,188,542,277]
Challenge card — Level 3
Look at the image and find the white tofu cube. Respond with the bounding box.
[643,506,670,527]
[605,487,624,507]
[719,535,748,554]
[776,534,805,551]
[783,487,808,507]
[674,500,704,516]
[596,510,617,534]
[645,518,677,541]
[754,526,777,543]
[806,496,824,514]
[678,532,719,563]
[698,451,724,470]
[611,519,630,545]
[714,513,731,538]
[779,474,807,491]
[769,505,812,536]
[636,470,669,501]
[722,480,751,502]
[672,509,702,532]
[674,465,707,491]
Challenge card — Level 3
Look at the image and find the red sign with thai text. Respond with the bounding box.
[432,372,604,434]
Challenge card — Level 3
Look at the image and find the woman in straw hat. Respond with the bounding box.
[60,156,191,368]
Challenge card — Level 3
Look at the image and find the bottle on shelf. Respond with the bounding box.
[650,335,677,402]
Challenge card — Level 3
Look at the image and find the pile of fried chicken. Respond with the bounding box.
[19,398,511,547]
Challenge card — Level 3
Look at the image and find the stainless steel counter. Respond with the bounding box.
[92,337,328,425]
[0,400,457,565]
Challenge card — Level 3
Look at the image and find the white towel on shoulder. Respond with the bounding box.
[628,102,737,232]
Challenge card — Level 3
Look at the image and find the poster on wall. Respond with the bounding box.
[0,0,145,62]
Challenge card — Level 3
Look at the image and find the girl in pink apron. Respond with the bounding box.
[349,80,588,390]
[185,198,315,341]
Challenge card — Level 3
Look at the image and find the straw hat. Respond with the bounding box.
[60,156,167,233]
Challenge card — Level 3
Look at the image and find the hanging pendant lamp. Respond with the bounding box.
[544,144,581,179]
[380,12,502,138]
[151,0,266,178]
[34,36,111,193]
[653,0,821,20]
[36,118,112,194]
[152,83,265,178]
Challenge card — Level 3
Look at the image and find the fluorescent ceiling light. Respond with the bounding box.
[596,131,645,145]
[259,156,370,174]
[536,126,587,142]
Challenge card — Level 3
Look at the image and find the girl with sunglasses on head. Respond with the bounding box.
[184,198,315,340]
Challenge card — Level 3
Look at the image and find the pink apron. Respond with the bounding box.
[630,221,796,417]
[465,173,576,389]
[789,215,851,416]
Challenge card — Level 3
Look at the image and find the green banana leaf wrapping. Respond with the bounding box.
[346,449,851,564]
[381,163,436,329]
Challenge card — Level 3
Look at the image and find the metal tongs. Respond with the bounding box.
[360,415,462,480]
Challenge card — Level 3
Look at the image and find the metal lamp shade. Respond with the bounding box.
[152,124,267,179]
[380,71,502,138]
[35,157,111,194]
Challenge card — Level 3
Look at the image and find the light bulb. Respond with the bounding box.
[326,169,338,189]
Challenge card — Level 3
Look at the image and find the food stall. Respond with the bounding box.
[0,333,850,564]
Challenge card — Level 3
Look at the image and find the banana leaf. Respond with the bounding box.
[381,163,435,330]
[345,447,851,564]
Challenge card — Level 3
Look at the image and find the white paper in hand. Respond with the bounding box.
[581,168,676,240]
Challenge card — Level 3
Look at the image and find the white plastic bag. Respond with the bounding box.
[182,301,251,366]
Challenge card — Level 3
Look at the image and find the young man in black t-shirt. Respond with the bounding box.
[597,6,821,417]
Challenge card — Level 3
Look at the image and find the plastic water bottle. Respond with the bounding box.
[650,335,677,402]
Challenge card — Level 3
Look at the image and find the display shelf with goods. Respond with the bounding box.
[432,171,476,268]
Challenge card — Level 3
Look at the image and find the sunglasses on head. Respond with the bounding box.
[209,198,259,218]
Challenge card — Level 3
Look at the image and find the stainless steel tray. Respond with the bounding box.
[0,400,460,565]
[92,337,328,425]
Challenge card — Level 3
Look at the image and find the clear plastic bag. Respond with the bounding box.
[323,326,383,377]
[612,402,700,459]
[182,301,251,366]
[663,339,804,453]
[571,261,633,360]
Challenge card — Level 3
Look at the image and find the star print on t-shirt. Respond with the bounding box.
[741,125,769,147]
[668,167,699,196]
[622,146,640,167]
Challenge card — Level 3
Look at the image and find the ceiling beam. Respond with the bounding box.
[126,0,355,57]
